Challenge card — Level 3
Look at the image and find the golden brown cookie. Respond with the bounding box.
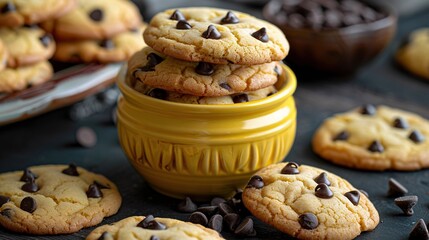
[0,61,53,93]
[0,164,121,235]
[312,105,429,171]
[0,39,7,71]
[143,7,289,65]
[242,162,379,240]
[86,215,224,240]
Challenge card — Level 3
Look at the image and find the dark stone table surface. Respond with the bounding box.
[1,1,429,239]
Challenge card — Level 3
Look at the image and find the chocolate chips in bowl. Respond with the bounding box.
[263,0,397,75]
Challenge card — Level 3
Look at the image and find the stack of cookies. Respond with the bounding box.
[128,8,289,104]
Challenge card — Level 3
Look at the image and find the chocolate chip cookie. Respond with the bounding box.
[0,61,53,93]
[143,8,289,65]
[85,215,224,240]
[0,164,121,234]
[128,47,282,97]
[242,162,379,240]
[312,105,429,171]
[0,39,6,71]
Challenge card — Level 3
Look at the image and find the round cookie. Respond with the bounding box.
[143,8,289,65]
[312,105,429,171]
[0,61,53,93]
[86,215,224,240]
[41,0,142,40]
[0,164,121,234]
[54,24,146,63]
[0,26,55,68]
[242,162,379,240]
[396,28,429,80]
[0,39,7,71]
[0,0,77,27]
[128,47,282,97]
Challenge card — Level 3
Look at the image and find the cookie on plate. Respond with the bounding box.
[128,47,282,97]
[143,8,289,65]
[54,24,146,63]
[0,61,53,93]
[0,0,77,27]
[242,162,379,240]
[85,215,224,240]
[396,28,429,80]
[0,26,55,68]
[312,105,429,171]
[0,164,121,234]
[41,0,142,40]
[0,39,7,71]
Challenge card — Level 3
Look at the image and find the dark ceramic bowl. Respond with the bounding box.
[263,0,397,75]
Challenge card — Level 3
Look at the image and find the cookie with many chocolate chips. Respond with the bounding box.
[128,47,282,97]
[242,162,379,240]
[143,8,289,65]
[85,216,224,240]
[0,61,53,93]
[0,164,121,234]
[312,105,429,171]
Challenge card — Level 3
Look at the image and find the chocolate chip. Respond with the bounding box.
[281,162,300,174]
[86,183,103,198]
[314,172,330,186]
[251,27,269,42]
[218,202,234,216]
[62,164,79,176]
[298,213,318,229]
[409,130,425,143]
[177,197,197,213]
[197,206,218,218]
[170,9,185,21]
[274,65,281,76]
[224,213,240,231]
[21,179,39,193]
[219,83,232,91]
[360,189,369,198]
[94,180,110,189]
[233,94,249,103]
[89,9,103,21]
[76,127,97,148]
[344,190,360,206]
[395,195,418,216]
[333,130,349,141]
[388,178,408,197]
[189,212,208,226]
[246,175,264,189]
[368,140,384,153]
[39,34,51,48]
[208,214,223,232]
[202,25,221,39]
[211,197,226,207]
[145,220,167,230]
[20,196,37,213]
[0,195,10,207]
[393,117,408,129]
[141,53,164,72]
[137,215,154,228]
[20,168,37,182]
[195,62,214,76]
[149,236,160,240]
[98,231,113,240]
[99,39,115,49]
[0,208,12,218]
[234,217,256,237]
[176,20,192,29]
[315,183,333,199]
[361,104,376,115]
[147,88,168,100]
[1,2,15,13]
[23,24,38,29]
[221,11,239,24]
[409,219,429,240]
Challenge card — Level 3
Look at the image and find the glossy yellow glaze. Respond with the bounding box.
[116,63,297,200]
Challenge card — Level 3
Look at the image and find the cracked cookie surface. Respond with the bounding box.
[312,105,429,171]
[0,61,53,93]
[143,7,289,65]
[128,47,281,97]
[242,163,379,240]
[0,164,121,234]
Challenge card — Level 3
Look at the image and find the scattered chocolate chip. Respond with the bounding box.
[21,179,39,193]
[218,202,234,216]
[281,162,300,174]
[86,184,103,198]
[361,104,376,115]
[409,130,425,143]
[234,217,256,237]
[393,117,409,129]
[89,9,103,21]
[62,164,79,176]
[176,20,192,29]
[208,214,223,232]
[142,53,165,72]
[99,39,115,49]
[145,220,167,230]
[221,11,239,24]
[1,2,15,13]
[315,183,333,199]
[219,83,232,91]
[170,9,185,21]
[224,213,240,231]
[388,178,408,197]
[39,34,51,48]
[233,94,249,103]
[344,190,360,205]
[23,24,38,29]
[0,208,12,218]
[149,236,160,240]
[76,127,97,148]
[314,172,331,186]
[299,213,318,229]
[137,215,154,228]
[360,189,369,198]
[98,231,113,240]
[202,25,221,39]
[409,219,429,240]
[197,206,218,218]
[246,175,264,189]
[333,131,349,141]
[394,195,418,216]
[20,168,37,182]
[0,195,10,207]
[189,212,208,226]
[195,62,214,76]
[211,197,226,207]
[368,140,384,153]
[20,196,37,213]
[251,27,269,42]
[177,197,197,213]
[147,88,168,100]
[94,180,110,189]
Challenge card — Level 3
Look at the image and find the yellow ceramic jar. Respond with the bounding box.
[116,63,297,200]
